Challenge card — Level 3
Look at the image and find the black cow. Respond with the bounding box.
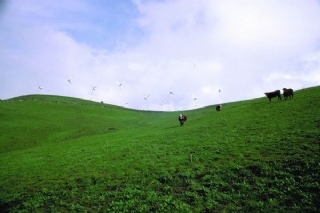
[216,104,222,111]
[283,88,293,100]
[178,114,187,126]
[264,90,282,102]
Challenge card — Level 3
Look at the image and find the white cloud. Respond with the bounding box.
[1,0,320,110]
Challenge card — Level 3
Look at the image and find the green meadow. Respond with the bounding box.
[0,86,319,212]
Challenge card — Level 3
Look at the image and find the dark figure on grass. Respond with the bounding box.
[216,104,222,111]
[283,88,293,100]
[178,114,187,126]
[264,90,282,102]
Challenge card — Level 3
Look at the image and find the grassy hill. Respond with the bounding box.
[0,87,319,212]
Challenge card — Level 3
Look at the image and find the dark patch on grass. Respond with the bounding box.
[108,127,119,131]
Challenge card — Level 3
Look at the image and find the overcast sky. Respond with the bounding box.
[1,0,319,111]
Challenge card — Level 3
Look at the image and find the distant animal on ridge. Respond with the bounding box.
[178,114,187,126]
[264,90,282,102]
[216,104,222,111]
[282,88,293,100]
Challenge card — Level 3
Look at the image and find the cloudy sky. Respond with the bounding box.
[1,0,319,111]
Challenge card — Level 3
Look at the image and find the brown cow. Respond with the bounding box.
[178,114,187,126]
[283,88,293,100]
[264,90,282,102]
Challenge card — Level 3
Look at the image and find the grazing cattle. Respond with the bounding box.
[216,104,222,111]
[178,114,187,126]
[264,90,282,102]
[283,88,293,100]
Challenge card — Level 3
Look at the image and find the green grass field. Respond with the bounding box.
[1,86,319,212]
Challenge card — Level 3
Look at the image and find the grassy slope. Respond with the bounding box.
[0,87,319,212]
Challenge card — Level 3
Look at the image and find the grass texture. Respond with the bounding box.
[0,86,319,212]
